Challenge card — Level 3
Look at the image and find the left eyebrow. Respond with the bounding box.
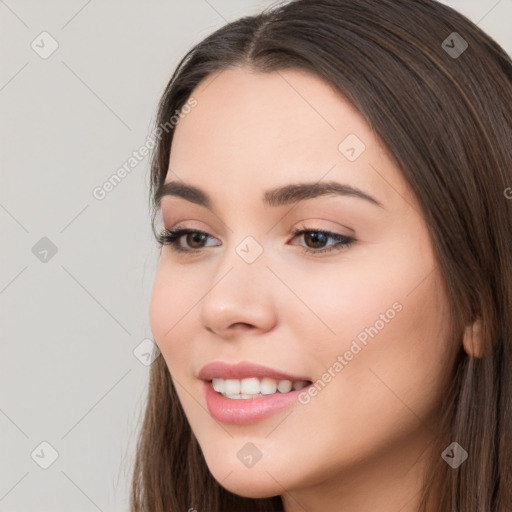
[156,180,384,209]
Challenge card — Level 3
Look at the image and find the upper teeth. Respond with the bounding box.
[211,377,309,398]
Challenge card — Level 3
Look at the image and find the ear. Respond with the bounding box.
[462,317,484,358]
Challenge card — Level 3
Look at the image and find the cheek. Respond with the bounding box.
[286,231,443,355]
[275,249,424,361]
[253,268,450,486]
[149,263,199,372]
[280,238,451,423]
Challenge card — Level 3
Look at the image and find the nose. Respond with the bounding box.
[197,258,278,339]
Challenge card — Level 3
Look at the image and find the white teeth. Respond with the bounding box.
[240,377,260,394]
[210,377,310,398]
[212,378,223,392]
[224,379,241,394]
[260,377,277,395]
[277,380,293,393]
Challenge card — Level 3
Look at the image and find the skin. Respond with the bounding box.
[150,67,457,512]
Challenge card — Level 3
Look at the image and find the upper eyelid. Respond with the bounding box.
[165,225,347,235]
[165,218,353,233]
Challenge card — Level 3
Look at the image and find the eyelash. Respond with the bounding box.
[157,224,355,255]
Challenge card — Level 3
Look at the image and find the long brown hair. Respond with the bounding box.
[130,1,512,510]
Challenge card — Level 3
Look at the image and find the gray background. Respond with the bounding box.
[1,1,510,510]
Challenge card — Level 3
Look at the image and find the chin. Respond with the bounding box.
[217,476,282,499]
[205,457,288,498]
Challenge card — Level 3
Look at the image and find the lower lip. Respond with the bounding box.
[203,381,311,425]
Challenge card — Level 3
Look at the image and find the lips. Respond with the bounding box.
[198,361,314,424]
[198,361,312,382]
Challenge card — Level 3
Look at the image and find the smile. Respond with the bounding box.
[198,361,314,424]
[211,377,310,399]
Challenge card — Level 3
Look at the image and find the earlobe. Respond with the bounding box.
[462,317,484,358]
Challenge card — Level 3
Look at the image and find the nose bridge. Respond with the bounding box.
[197,232,277,334]
[209,232,270,306]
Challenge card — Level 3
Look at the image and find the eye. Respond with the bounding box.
[157,224,356,255]
[157,227,220,253]
[290,225,355,254]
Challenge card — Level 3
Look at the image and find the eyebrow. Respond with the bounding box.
[155,180,384,209]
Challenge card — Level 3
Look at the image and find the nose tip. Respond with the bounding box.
[198,268,277,338]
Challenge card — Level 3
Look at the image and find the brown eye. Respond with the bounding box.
[303,231,329,249]
[290,227,355,255]
[186,232,208,249]
[158,228,221,253]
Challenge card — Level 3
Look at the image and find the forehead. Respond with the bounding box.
[171,67,370,160]
[167,67,410,208]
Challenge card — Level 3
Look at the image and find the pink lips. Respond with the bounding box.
[199,361,313,425]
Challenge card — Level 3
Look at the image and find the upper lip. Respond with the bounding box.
[199,361,312,382]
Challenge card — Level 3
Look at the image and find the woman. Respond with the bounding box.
[131,1,512,510]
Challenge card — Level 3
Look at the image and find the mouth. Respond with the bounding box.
[199,361,314,424]
[208,377,312,399]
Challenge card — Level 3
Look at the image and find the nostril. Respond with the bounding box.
[232,322,254,329]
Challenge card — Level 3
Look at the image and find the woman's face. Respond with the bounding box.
[150,67,453,505]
